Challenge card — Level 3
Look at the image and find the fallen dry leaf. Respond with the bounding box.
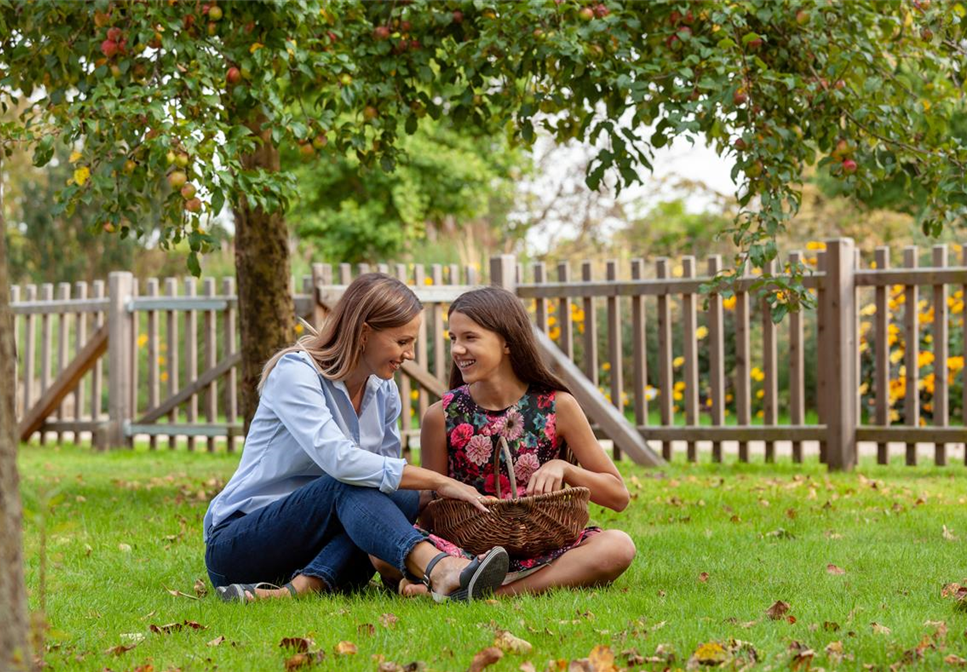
[279,637,315,653]
[587,645,616,671]
[943,525,958,541]
[193,578,208,597]
[698,572,710,583]
[285,652,324,670]
[825,641,844,664]
[334,641,357,656]
[149,620,207,635]
[687,641,728,668]
[827,563,846,575]
[162,586,199,600]
[379,612,399,628]
[358,623,375,637]
[945,655,967,666]
[118,543,132,553]
[104,643,137,656]
[519,663,537,672]
[823,621,841,631]
[619,648,643,666]
[871,622,892,635]
[790,647,814,671]
[766,600,791,620]
[206,635,225,647]
[469,646,503,672]
[494,630,532,654]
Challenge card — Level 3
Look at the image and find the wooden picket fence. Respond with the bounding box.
[9,238,966,470]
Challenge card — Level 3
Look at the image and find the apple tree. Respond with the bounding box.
[1,0,965,426]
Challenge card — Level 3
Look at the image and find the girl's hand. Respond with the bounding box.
[436,477,493,513]
[526,459,571,496]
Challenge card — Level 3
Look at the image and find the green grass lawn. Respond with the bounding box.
[17,443,967,671]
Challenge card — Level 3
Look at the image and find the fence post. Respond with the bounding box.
[490,255,517,292]
[820,239,857,470]
[107,272,134,449]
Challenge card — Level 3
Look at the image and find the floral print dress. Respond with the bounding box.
[419,384,600,579]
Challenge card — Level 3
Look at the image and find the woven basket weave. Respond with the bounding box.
[425,436,590,557]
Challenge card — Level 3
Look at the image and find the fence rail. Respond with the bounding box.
[9,238,966,470]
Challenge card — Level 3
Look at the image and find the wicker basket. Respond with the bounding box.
[424,436,590,557]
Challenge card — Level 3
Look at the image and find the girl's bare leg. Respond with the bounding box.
[495,529,636,597]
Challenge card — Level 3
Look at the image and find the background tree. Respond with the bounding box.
[2,0,964,424]
[0,152,30,670]
[289,117,526,265]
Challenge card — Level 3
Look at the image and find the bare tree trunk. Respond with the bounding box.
[234,114,294,431]
[0,155,31,670]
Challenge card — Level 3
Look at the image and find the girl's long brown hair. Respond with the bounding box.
[258,273,422,393]
[447,286,569,395]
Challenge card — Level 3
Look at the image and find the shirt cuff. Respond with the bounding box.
[379,457,406,493]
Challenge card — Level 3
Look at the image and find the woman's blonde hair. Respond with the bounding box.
[258,273,422,393]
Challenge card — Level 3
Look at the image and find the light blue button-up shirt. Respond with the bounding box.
[203,351,407,541]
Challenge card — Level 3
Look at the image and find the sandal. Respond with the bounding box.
[215,581,297,603]
[407,547,509,603]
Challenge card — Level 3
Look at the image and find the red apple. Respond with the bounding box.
[452,10,464,23]
[103,222,116,233]
[400,20,412,32]
[374,25,391,40]
[594,4,609,17]
[579,7,595,21]
[734,138,748,151]
[184,197,202,213]
[795,9,809,24]
[100,39,119,58]
[181,183,197,199]
[226,66,241,85]
[174,152,190,168]
[299,143,316,160]
[363,106,379,121]
[841,158,857,174]
[208,5,223,21]
[747,36,763,50]
[107,27,123,42]
[733,88,748,105]
[312,133,328,150]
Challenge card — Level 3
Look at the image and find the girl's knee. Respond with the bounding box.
[597,530,636,576]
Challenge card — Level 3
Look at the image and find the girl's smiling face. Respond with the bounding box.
[448,311,509,385]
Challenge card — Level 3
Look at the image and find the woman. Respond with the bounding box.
[204,273,508,602]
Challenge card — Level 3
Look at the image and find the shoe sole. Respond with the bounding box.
[465,547,509,601]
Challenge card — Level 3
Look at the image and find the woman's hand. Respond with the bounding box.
[435,477,494,513]
[526,459,571,496]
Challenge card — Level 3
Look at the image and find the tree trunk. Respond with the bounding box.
[234,115,295,430]
[0,156,32,670]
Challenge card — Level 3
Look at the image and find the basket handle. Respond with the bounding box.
[492,436,518,501]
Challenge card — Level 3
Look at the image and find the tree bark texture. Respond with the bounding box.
[0,158,32,670]
[234,115,295,431]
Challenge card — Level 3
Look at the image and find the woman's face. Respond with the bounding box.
[360,314,421,380]
[448,311,509,385]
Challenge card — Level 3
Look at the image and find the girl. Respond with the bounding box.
[204,273,509,603]
[401,286,636,596]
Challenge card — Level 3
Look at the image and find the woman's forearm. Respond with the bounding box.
[564,464,630,512]
[398,464,449,492]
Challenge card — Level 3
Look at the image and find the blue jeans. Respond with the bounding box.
[204,475,423,593]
